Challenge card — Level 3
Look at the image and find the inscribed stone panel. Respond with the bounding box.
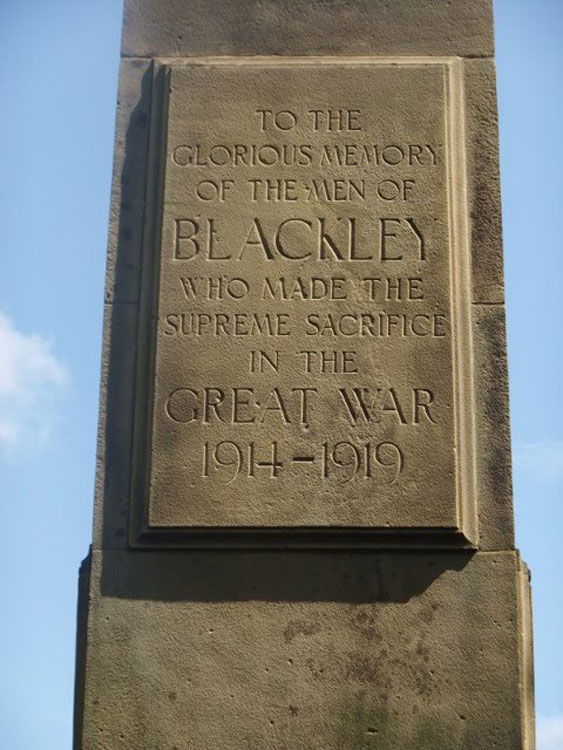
[131,60,476,545]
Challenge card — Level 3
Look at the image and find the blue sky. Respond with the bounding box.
[0,1,561,748]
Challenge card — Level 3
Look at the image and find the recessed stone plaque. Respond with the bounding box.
[131,58,477,546]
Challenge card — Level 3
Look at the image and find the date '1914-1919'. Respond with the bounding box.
[202,439,404,485]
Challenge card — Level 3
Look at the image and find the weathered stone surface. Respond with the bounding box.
[105,59,152,304]
[92,302,137,550]
[76,550,532,750]
[463,59,505,304]
[75,0,534,747]
[472,303,515,550]
[122,0,494,58]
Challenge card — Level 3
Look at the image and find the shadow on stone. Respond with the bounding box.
[100,550,473,603]
[99,62,154,550]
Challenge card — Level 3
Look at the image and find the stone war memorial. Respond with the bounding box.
[74,0,535,747]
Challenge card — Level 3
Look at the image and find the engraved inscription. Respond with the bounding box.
[133,60,476,538]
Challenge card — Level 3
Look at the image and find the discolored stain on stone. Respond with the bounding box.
[283,617,322,644]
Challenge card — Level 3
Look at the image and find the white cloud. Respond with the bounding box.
[0,311,69,456]
[537,714,563,750]
[514,440,563,481]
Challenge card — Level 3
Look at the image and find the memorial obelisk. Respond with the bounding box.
[74,1,535,747]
